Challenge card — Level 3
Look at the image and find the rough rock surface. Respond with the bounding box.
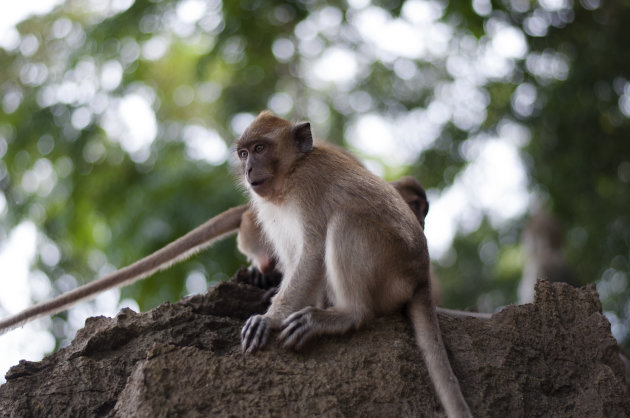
[0,270,628,417]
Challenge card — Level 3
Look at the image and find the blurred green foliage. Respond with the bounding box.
[0,0,628,350]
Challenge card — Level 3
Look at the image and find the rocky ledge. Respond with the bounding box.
[0,271,628,417]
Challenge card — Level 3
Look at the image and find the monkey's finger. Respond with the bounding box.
[281,308,310,326]
[280,309,313,349]
[241,315,259,351]
[241,315,269,353]
[250,319,269,352]
[241,315,256,342]
[258,274,268,288]
[280,323,311,350]
[278,320,301,341]
[243,327,261,352]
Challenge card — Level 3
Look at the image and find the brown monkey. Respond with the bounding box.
[0,204,249,334]
[392,177,490,317]
[390,176,442,306]
[237,111,472,417]
[518,208,580,304]
[391,176,430,229]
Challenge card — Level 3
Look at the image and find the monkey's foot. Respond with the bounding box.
[241,315,270,353]
[246,267,282,289]
[279,307,317,350]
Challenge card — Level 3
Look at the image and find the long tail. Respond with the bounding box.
[0,203,249,335]
[407,290,473,418]
[436,307,491,320]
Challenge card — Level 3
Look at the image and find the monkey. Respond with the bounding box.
[390,176,430,230]
[237,111,472,417]
[518,208,580,304]
[390,176,442,307]
[0,204,249,335]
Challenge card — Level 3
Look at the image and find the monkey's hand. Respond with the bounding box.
[241,314,271,353]
[279,307,317,350]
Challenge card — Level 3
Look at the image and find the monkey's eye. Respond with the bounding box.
[238,149,248,159]
[253,144,265,153]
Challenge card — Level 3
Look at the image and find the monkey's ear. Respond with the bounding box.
[292,122,313,153]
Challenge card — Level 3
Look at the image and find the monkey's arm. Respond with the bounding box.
[0,203,249,335]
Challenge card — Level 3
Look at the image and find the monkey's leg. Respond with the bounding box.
[279,306,371,350]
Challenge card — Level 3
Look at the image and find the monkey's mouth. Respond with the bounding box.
[249,178,265,187]
[249,177,270,193]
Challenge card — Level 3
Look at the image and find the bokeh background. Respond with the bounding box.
[0,0,628,382]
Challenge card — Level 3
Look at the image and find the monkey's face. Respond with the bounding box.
[404,194,429,229]
[236,139,277,197]
[236,111,313,199]
[391,176,429,229]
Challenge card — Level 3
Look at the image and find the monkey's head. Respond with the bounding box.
[236,111,313,199]
[390,176,429,229]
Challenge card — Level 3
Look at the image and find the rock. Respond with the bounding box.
[1,271,628,417]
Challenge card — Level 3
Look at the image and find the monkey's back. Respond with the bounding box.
[289,145,422,237]
[287,145,430,302]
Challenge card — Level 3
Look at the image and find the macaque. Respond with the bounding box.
[391,176,442,306]
[518,208,580,304]
[237,111,472,417]
[390,176,429,229]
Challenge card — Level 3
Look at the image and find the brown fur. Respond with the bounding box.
[237,111,472,418]
[391,176,430,229]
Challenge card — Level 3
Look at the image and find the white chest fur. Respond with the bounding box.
[252,197,304,273]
